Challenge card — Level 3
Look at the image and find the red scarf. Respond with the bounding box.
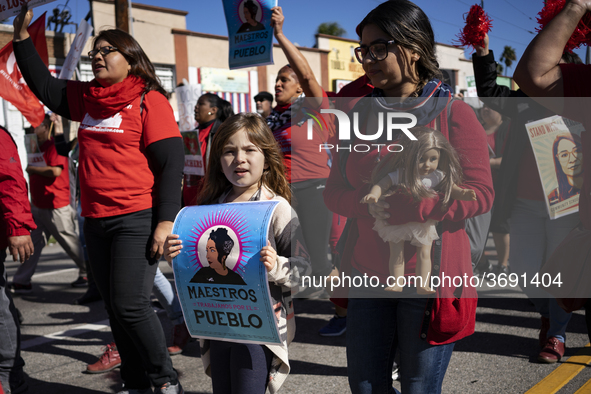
[83,75,146,119]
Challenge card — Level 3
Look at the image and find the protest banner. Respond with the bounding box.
[24,134,46,167]
[181,131,204,177]
[0,0,56,22]
[59,18,93,81]
[525,115,585,219]
[175,83,201,132]
[0,12,47,127]
[222,0,277,70]
[172,201,281,345]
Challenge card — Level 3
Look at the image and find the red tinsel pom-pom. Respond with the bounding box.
[537,0,591,53]
[456,5,493,50]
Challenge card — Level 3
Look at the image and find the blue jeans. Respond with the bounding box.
[0,250,25,392]
[509,199,577,343]
[152,267,184,326]
[347,297,454,394]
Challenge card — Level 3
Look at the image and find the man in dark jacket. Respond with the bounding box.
[0,125,35,393]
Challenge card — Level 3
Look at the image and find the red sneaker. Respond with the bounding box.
[538,337,565,363]
[167,323,191,355]
[87,342,121,373]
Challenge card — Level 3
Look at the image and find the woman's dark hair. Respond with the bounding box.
[198,113,291,205]
[561,52,583,65]
[357,0,441,96]
[244,0,259,18]
[92,30,167,97]
[209,228,234,267]
[218,99,235,123]
[200,94,234,123]
[552,133,583,201]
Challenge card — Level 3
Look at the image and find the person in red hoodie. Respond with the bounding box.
[10,114,86,294]
[0,125,35,394]
[324,1,493,392]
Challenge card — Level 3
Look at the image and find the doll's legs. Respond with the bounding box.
[416,244,436,295]
[385,241,405,292]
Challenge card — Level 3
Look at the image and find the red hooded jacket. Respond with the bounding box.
[0,127,36,250]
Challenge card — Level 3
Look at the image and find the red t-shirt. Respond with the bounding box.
[67,84,181,218]
[29,139,70,209]
[560,63,591,230]
[272,90,333,183]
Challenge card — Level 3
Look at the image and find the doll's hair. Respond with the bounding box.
[371,126,464,209]
[197,113,291,205]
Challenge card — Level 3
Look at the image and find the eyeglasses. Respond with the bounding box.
[556,148,581,162]
[354,40,396,63]
[88,46,119,60]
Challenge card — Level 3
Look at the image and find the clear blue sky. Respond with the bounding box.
[22,0,589,77]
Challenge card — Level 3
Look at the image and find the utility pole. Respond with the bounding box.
[115,0,129,33]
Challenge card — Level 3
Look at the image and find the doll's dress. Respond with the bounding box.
[373,169,444,247]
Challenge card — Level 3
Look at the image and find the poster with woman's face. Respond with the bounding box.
[526,115,585,219]
[172,201,281,345]
[221,0,277,69]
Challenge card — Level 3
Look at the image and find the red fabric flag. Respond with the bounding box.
[0,13,48,128]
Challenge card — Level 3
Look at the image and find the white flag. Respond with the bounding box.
[59,18,93,80]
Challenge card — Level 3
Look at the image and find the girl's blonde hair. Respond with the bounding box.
[371,126,463,209]
[197,113,291,205]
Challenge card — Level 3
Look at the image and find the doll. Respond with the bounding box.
[361,127,477,294]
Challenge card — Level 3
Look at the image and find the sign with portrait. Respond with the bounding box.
[222,0,277,70]
[180,131,204,176]
[24,134,46,167]
[172,201,281,345]
[526,115,585,220]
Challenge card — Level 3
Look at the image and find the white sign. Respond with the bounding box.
[176,84,202,132]
[465,75,477,97]
[59,18,93,81]
[0,0,56,22]
[200,67,249,93]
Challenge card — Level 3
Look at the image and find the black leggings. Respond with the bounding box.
[84,208,176,389]
[209,341,274,394]
[292,178,333,277]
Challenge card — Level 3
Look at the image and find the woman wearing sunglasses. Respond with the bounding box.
[13,7,184,394]
[324,1,493,393]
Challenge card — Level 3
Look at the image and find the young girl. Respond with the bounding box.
[164,113,311,394]
[361,127,477,294]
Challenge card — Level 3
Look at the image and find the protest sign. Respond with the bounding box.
[172,201,281,345]
[0,0,56,21]
[525,115,585,219]
[222,0,277,70]
[181,131,204,176]
[59,18,93,81]
[24,134,46,167]
[176,83,201,132]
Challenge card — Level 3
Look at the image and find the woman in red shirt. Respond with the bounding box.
[268,7,334,288]
[324,1,493,392]
[13,8,184,394]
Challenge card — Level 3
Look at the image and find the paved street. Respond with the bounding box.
[5,241,591,394]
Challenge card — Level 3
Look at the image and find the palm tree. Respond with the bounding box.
[499,45,517,75]
[316,22,346,37]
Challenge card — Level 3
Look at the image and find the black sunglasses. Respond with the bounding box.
[88,46,119,60]
[354,40,396,63]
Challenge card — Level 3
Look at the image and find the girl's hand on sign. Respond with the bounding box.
[13,3,33,42]
[163,233,182,267]
[260,241,277,272]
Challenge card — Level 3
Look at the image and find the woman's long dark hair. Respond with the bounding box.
[92,30,167,97]
[357,0,441,96]
[552,133,583,201]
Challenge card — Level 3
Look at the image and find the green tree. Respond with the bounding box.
[316,22,346,37]
[499,45,517,75]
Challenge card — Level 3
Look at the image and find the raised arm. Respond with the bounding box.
[514,0,591,101]
[13,7,71,118]
[271,6,323,107]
